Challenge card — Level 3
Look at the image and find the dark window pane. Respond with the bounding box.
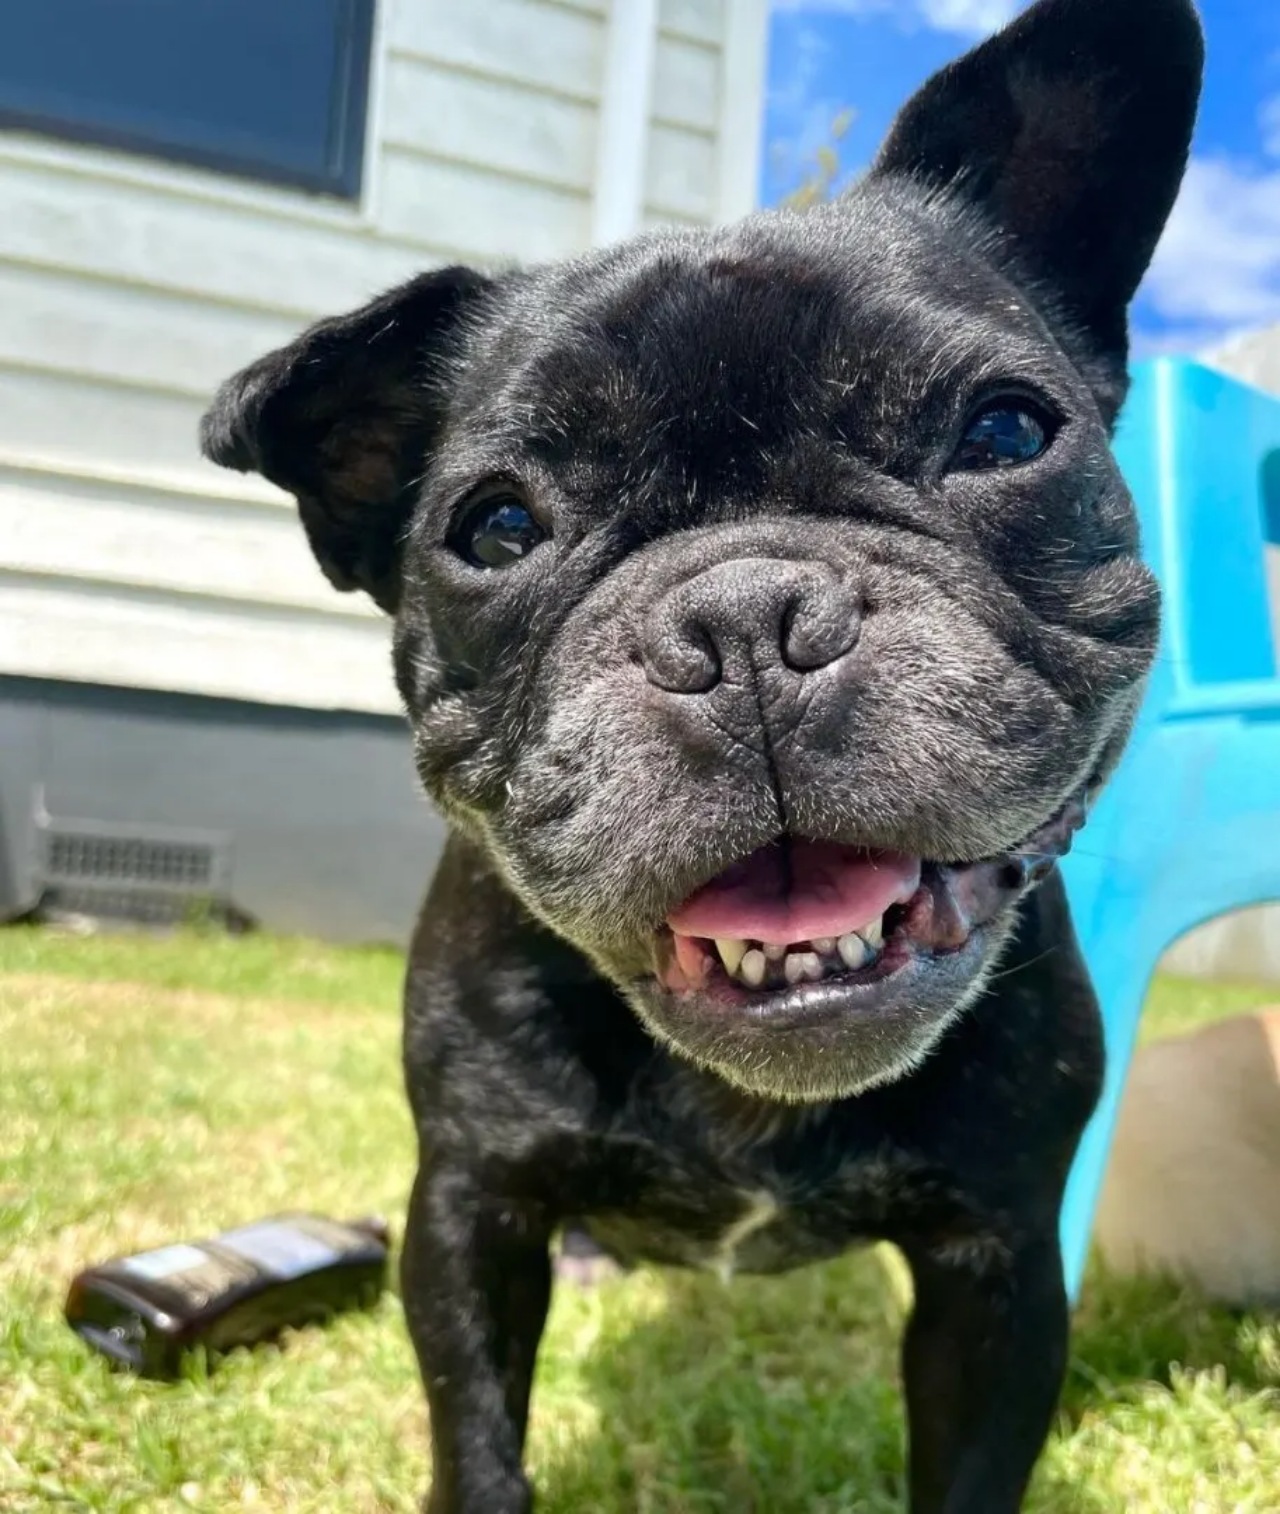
[0,0,375,198]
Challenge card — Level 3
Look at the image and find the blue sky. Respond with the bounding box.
[762,1,1280,357]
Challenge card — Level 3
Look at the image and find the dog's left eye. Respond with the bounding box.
[950,402,1052,472]
[453,490,547,569]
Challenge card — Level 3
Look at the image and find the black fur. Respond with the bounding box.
[201,2,1203,1508]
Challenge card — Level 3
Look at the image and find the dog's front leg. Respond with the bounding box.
[900,1234,1067,1514]
[402,1160,553,1514]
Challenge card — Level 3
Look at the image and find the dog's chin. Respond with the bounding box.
[621,795,1089,1104]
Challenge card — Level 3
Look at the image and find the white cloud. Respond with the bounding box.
[771,0,1019,38]
[1142,156,1280,346]
[918,0,1020,33]
[1130,322,1251,363]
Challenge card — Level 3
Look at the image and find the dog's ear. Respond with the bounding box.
[200,266,494,614]
[873,0,1203,371]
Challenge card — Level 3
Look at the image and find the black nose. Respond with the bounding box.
[641,559,863,694]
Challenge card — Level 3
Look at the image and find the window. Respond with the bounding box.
[0,0,376,199]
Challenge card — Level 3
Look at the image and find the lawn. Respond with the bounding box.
[1,926,1277,1513]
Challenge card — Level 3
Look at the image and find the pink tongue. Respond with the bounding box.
[667,841,922,944]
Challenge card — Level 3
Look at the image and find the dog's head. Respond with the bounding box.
[202,0,1202,1101]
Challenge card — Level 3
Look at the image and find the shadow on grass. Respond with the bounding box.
[534,1252,907,1513]
[530,1254,1275,1514]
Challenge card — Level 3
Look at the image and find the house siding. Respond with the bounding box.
[0,0,765,715]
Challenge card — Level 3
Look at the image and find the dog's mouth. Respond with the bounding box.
[656,793,1087,1004]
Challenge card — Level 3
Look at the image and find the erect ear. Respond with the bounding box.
[200,266,494,614]
[873,0,1202,372]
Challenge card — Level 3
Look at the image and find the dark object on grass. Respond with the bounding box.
[65,1213,390,1379]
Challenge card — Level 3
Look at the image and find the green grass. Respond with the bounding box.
[1,924,1276,1513]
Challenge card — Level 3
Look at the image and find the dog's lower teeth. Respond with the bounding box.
[784,951,823,984]
[763,942,787,962]
[838,932,871,970]
[738,949,767,987]
[811,937,835,953]
[861,917,885,950]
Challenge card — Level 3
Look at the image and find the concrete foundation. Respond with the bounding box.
[0,675,444,945]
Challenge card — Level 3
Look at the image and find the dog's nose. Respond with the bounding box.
[641,559,863,694]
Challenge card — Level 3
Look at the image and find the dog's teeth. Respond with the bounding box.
[715,938,748,975]
[861,916,884,950]
[837,932,871,970]
[784,951,822,984]
[739,949,767,988]
[762,942,787,962]
[811,937,835,954]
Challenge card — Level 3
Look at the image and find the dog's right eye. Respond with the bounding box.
[452,488,548,569]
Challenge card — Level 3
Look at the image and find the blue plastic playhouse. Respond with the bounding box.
[1060,358,1280,1298]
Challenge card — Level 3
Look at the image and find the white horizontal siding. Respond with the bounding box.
[0,446,281,505]
[663,0,721,43]
[652,34,719,133]
[388,0,606,103]
[0,262,299,401]
[646,123,717,221]
[647,15,724,225]
[0,0,764,710]
[0,151,435,320]
[0,467,366,618]
[383,57,598,193]
[642,208,706,232]
[0,368,212,475]
[379,149,591,263]
[1,573,397,713]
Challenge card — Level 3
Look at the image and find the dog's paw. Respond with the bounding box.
[554,1224,627,1289]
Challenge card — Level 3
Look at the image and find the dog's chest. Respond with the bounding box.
[708,1191,783,1278]
[581,1180,877,1276]
[576,1117,906,1277]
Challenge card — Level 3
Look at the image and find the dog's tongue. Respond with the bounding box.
[667,841,922,944]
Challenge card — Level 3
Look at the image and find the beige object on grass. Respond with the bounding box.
[1095,1009,1280,1306]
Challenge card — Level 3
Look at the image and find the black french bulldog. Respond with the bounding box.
[200,0,1203,1507]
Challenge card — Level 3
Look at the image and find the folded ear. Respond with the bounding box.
[200,266,494,614]
[873,0,1203,370]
